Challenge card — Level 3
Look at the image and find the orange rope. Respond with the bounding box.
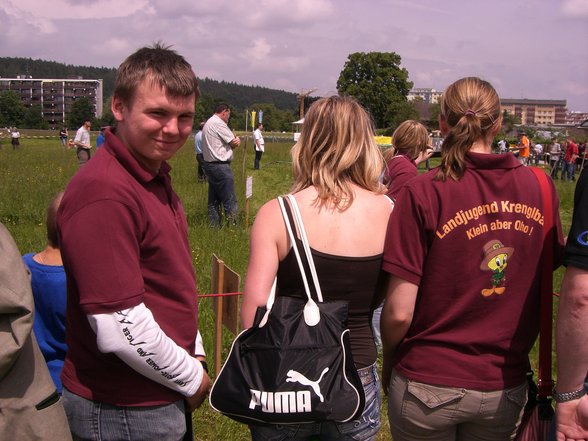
[198,291,242,298]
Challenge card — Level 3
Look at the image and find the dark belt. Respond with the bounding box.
[207,160,230,164]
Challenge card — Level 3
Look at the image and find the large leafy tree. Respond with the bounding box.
[337,52,414,129]
[66,96,95,129]
[499,110,521,136]
[23,104,48,129]
[94,96,115,128]
[0,91,27,127]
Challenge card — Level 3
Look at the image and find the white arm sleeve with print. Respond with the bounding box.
[88,303,203,397]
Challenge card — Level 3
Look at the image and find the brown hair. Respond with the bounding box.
[436,77,501,181]
[391,120,430,161]
[114,42,199,105]
[46,191,64,248]
[291,96,384,210]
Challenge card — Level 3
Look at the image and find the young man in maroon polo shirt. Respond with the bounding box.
[57,43,209,441]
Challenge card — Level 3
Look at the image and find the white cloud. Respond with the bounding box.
[561,0,588,17]
[4,1,57,33]
[1,0,587,110]
[6,0,148,20]
[246,0,336,27]
[412,68,453,89]
[241,38,273,63]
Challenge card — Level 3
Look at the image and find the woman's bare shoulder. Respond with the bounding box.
[254,198,283,226]
[359,190,394,214]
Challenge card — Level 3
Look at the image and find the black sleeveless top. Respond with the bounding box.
[276,202,383,368]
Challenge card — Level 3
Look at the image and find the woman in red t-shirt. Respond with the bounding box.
[383,120,433,201]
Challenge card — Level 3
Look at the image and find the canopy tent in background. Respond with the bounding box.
[292,118,304,141]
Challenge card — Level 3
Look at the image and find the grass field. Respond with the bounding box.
[0,133,579,440]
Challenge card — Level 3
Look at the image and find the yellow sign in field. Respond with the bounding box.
[374,135,392,147]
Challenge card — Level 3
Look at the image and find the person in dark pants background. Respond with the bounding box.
[194,122,206,182]
[201,103,241,227]
[253,123,265,170]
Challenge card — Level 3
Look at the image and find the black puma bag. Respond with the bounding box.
[208,195,365,425]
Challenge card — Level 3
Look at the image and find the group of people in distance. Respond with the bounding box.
[511,131,583,183]
[548,137,583,182]
[0,43,586,441]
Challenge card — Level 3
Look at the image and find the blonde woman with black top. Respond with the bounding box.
[242,96,393,441]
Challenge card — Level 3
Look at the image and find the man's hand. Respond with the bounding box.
[556,396,588,441]
[185,368,211,413]
[230,137,241,149]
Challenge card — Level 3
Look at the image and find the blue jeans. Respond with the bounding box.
[371,304,383,348]
[202,162,238,227]
[563,162,576,181]
[550,158,560,178]
[561,161,571,180]
[62,388,186,441]
[249,364,381,441]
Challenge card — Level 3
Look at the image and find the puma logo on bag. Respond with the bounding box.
[286,368,329,402]
[248,367,330,413]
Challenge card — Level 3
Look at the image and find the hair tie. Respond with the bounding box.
[465,109,476,117]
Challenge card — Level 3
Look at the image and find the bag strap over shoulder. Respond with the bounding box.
[260,195,321,327]
[529,167,555,398]
[284,194,324,302]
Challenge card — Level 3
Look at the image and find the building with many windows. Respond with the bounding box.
[0,76,103,128]
[498,99,567,126]
[410,88,583,128]
[407,88,443,104]
[566,111,588,126]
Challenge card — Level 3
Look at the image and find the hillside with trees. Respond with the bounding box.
[0,57,300,131]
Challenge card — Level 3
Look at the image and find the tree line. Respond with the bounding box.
[0,57,302,132]
[1,52,446,134]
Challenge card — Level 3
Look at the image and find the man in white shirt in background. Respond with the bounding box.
[73,120,92,167]
[253,123,265,170]
[201,103,241,227]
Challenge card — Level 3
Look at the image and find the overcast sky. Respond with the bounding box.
[2,0,587,111]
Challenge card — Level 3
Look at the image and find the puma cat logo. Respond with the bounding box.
[248,367,330,414]
[286,368,329,402]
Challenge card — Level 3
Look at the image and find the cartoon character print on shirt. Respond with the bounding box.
[480,239,515,297]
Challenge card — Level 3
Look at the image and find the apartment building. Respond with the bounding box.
[407,88,443,104]
[0,76,103,128]
[499,98,567,126]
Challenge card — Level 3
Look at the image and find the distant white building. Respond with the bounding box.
[501,99,567,126]
[0,76,103,128]
[567,110,588,126]
[407,88,443,104]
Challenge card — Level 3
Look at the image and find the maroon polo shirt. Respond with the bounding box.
[58,128,198,406]
[384,154,418,200]
[383,152,564,390]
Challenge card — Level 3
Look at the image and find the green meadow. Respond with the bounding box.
[0,133,578,440]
